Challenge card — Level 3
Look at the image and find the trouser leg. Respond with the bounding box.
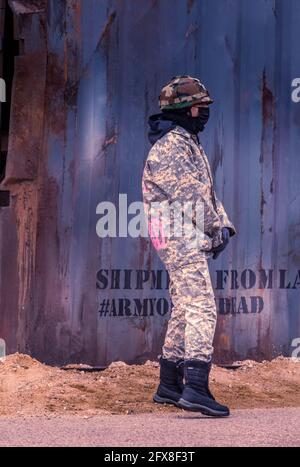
[162,257,217,363]
[161,269,185,362]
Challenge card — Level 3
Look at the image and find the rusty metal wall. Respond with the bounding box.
[0,0,299,365]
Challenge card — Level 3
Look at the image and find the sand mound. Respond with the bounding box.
[0,353,299,417]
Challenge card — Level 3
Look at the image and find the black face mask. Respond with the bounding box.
[161,106,210,135]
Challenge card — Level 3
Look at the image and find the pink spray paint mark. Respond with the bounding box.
[148,217,167,250]
[142,180,149,193]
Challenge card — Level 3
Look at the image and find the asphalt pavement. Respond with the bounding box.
[0,407,298,447]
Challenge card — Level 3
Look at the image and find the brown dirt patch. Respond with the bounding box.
[0,353,299,416]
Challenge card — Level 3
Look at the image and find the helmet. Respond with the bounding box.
[159,75,213,111]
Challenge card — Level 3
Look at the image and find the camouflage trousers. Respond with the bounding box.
[162,252,216,363]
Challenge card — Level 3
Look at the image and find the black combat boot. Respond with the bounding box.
[153,356,184,407]
[178,359,230,417]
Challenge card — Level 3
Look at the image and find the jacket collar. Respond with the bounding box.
[171,125,199,145]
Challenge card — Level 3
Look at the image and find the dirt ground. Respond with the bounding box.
[0,353,299,417]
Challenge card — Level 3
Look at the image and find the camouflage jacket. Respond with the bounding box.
[142,125,236,271]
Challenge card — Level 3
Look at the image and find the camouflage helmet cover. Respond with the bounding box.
[159,75,214,110]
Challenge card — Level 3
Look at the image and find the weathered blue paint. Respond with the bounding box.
[0,0,299,365]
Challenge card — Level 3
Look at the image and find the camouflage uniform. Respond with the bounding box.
[163,259,216,362]
[142,76,236,363]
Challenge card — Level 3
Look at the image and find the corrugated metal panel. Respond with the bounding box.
[0,0,299,365]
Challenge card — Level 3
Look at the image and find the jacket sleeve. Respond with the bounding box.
[147,138,223,240]
[213,192,237,237]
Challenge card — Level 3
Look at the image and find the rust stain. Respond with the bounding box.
[259,68,276,268]
[46,52,67,135]
[101,133,118,151]
[98,10,117,47]
[261,69,275,128]
[212,129,223,176]
[10,183,38,348]
[187,0,195,14]
[74,0,82,36]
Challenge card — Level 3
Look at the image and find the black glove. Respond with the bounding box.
[212,227,230,260]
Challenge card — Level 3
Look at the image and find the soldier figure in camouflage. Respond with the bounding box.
[142,76,236,417]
